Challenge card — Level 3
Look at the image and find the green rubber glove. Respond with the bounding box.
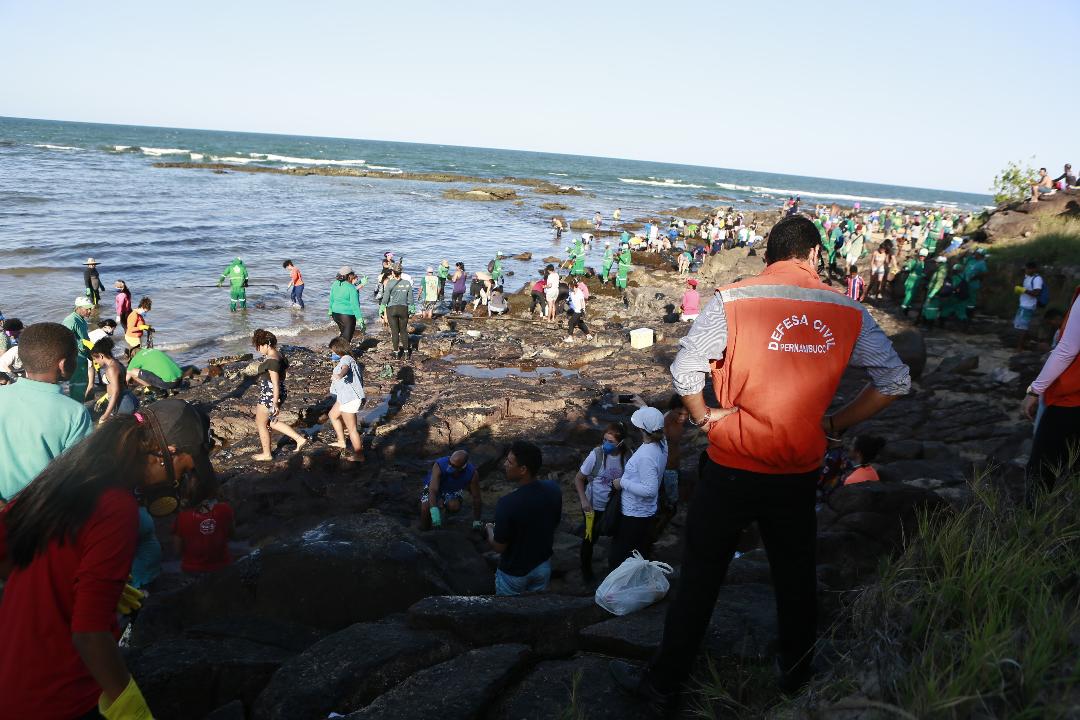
[472,520,483,531]
[99,676,153,719]
[429,506,442,528]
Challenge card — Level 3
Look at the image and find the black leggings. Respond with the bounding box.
[531,291,547,315]
[386,305,409,352]
[333,312,357,343]
[609,514,654,571]
[451,291,465,312]
[580,509,605,577]
[1026,404,1080,506]
[568,311,589,336]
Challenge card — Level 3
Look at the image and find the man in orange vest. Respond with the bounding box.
[1021,285,1080,506]
[611,215,911,706]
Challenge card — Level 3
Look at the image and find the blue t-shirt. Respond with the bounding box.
[423,457,477,494]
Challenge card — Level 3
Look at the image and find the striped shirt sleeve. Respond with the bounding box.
[669,294,728,395]
[850,306,911,396]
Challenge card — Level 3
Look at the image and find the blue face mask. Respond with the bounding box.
[330,353,342,362]
[602,440,619,454]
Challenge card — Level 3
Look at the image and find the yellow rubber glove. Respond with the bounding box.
[1014,285,1026,295]
[584,511,595,542]
[117,584,145,615]
[99,676,154,720]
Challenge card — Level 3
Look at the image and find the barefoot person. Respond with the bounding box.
[251,329,306,461]
[327,337,365,462]
[89,337,138,424]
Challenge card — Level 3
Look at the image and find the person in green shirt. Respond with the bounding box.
[489,252,504,285]
[329,266,364,342]
[600,242,614,284]
[615,246,632,290]
[62,296,95,402]
[0,322,93,501]
[126,347,183,391]
[963,248,988,315]
[920,256,949,324]
[568,237,587,277]
[941,263,969,323]
[901,249,929,314]
[217,257,249,312]
[437,259,451,299]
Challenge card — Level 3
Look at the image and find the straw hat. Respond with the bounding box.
[84,258,100,266]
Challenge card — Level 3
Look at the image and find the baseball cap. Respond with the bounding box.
[426,266,434,273]
[918,249,929,256]
[75,296,94,309]
[630,406,665,433]
[687,278,698,287]
[338,265,354,276]
[140,399,217,495]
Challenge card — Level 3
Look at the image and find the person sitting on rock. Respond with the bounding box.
[172,466,235,575]
[1029,167,1055,202]
[679,278,701,321]
[421,450,482,531]
[843,435,885,484]
[485,441,561,595]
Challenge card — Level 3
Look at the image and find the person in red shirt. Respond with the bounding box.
[283,259,305,309]
[172,475,234,574]
[0,399,217,720]
[844,435,885,484]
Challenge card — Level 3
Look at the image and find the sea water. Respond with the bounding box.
[0,116,993,364]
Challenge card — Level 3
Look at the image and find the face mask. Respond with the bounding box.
[330,353,342,362]
[602,440,619,454]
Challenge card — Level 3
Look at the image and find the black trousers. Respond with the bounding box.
[333,312,357,343]
[580,508,605,577]
[451,291,465,311]
[568,311,589,336]
[1026,404,1080,506]
[531,291,548,315]
[647,459,818,691]
[386,305,409,352]
[609,514,654,571]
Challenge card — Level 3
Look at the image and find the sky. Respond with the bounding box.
[2,0,1077,194]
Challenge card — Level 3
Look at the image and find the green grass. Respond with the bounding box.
[809,467,1080,719]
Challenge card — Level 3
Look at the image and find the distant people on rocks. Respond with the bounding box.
[573,422,631,583]
[1029,167,1056,202]
[610,215,910,706]
[82,257,103,306]
[845,265,867,303]
[608,407,668,570]
[868,244,889,300]
[418,266,441,319]
[0,322,93,504]
[552,216,565,241]
[963,248,988,316]
[1052,163,1076,189]
[421,449,482,531]
[450,262,467,312]
[900,248,928,315]
[486,441,561,596]
[488,286,509,316]
[844,435,885,484]
[530,270,549,317]
[283,259,305,309]
[437,259,451,299]
[679,278,701,321]
[217,257,249,311]
[564,277,592,343]
[250,329,307,461]
[1015,262,1045,351]
[1,318,22,353]
[385,266,413,359]
[327,337,366,462]
[488,251,504,286]
[1021,284,1080,506]
[329,266,364,343]
[544,265,561,323]
[601,241,614,284]
[919,256,949,327]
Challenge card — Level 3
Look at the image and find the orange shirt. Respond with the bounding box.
[289,267,303,286]
[845,465,880,484]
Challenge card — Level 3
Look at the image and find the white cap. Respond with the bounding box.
[75,296,94,309]
[918,248,929,256]
[631,406,665,433]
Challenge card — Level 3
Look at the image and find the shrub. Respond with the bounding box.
[992,159,1040,205]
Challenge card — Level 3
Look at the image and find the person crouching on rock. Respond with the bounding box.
[420,449,482,531]
[251,329,307,461]
[485,441,561,595]
[573,422,631,583]
[327,337,365,463]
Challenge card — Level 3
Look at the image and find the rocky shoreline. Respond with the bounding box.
[120,229,1044,718]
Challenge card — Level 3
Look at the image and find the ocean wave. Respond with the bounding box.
[208,155,262,164]
[155,321,336,354]
[33,143,82,151]
[714,182,947,207]
[366,165,402,173]
[190,152,205,161]
[549,172,569,176]
[0,265,57,276]
[620,177,705,189]
[140,147,191,156]
[250,153,367,167]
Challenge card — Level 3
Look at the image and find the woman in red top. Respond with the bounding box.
[172,471,234,574]
[0,399,216,720]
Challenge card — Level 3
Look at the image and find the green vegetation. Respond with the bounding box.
[810,468,1080,719]
[992,159,1040,205]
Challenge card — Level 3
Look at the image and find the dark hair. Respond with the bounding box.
[1045,307,1065,321]
[90,337,115,358]
[18,322,76,375]
[602,421,632,464]
[137,297,152,311]
[667,394,685,411]
[183,466,221,507]
[2,318,23,333]
[456,262,465,271]
[98,319,116,329]
[252,329,277,348]
[853,435,886,464]
[328,336,352,355]
[4,416,156,567]
[282,259,294,268]
[849,265,859,274]
[508,440,542,476]
[765,216,821,264]
[546,264,555,272]
[1039,167,1047,172]
[1025,261,1038,270]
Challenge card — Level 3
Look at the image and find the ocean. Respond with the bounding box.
[0,116,993,364]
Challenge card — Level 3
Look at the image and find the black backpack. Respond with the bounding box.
[939,279,955,297]
[955,279,970,301]
[487,259,496,274]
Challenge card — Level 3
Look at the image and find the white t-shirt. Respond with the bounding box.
[0,346,21,375]
[618,441,668,518]
[579,448,625,511]
[545,273,560,296]
[1020,274,1043,310]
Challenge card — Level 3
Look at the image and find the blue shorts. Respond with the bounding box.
[1037,186,1055,195]
[1014,307,1035,330]
[420,489,464,506]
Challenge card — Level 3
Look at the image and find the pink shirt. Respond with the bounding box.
[681,289,700,315]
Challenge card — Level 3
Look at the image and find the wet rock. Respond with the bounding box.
[441,187,519,201]
[407,593,606,656]
[203,700,245,720]
[539,202,568,211]
[878,459,968,486]
[889,330,926,380]
[252,617,461,720]
[491,654,645,720]
[343,644,531,719]
[933,354,979,375]
[578,583,778,661]
[512,252,532,261]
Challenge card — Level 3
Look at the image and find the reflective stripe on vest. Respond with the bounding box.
[707,261,864,474]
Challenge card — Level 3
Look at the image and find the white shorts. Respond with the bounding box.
[544,289,559,303]
[339,398,363,413]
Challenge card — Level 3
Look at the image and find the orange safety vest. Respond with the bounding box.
[706,259,865,474]
[1045,285,1080,408]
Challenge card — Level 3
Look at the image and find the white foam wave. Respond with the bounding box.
[208,155,262,164]
[620,177,705,189]
[111,145,131,151]
[140,147,190,156]
[550,172,569,176]
[367,165,402,173]
[190,152,205,161]
[250,153,367,167]
[33,143,82,151]
[714,182,946,207]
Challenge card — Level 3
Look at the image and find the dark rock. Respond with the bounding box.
[133,638,292,720]
[725,555,773,585]
[877,459,968,487]
[186,616,326,653]
[579,583,777,661]
[407,593,606,656]
[877,438,923,462]
[417,530,496,595]
[203,700,245,720]
[888,330,926,380]
[491,654,646,720]
[343,644,531,719]
[982,209,1037,242]
[253,618,461,720]
[934,354,979,375]
[512,252,533,261]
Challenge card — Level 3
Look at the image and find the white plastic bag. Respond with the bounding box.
[594,551,673,616]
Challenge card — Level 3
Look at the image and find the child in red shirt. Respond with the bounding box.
[172,486,234,574]
[845,435,885,484]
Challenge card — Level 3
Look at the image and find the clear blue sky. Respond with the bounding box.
[2,0,1076,194]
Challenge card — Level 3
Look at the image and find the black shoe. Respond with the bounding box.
[396,349,404,359]
[609,660,672,714]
